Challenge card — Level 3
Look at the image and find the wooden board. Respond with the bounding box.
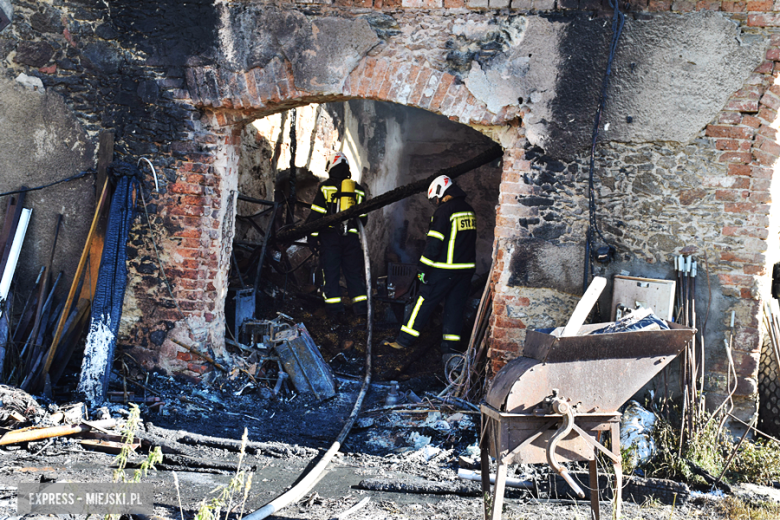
[561,276,607,337]
[80,130,114,302]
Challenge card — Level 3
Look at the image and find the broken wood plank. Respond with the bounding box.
[0,196,28,380]
[560,276,607,337]
[12,266,44,345]
[19,214,62,388]
[20,272,62,390]
[275,145,503,243]
[5,411,25,423]
[458,468,532,489]
[79,430,125,443]
[0,419,117,446]
[0,194,22,264]
[157,453,250,472]
[144,423,316,458]
[357,478,483,496]
[80,438,138,454]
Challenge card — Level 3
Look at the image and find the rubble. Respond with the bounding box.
[0,177,775,520]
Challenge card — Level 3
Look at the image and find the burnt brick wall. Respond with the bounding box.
[2,0,780,421]
[0,0,230,379]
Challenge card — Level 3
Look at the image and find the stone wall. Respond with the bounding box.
[0,0,778,423]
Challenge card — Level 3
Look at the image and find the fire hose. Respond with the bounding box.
[244,219,373,520]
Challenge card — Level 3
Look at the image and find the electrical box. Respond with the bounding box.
[611,275,676,321]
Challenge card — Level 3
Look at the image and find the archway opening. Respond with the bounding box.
[227,99,502,385]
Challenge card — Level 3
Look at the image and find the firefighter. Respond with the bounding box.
[383,175,477,375]
[306,151,369,322]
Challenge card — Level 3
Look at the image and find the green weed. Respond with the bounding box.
[193,428,253,520]
[645,407,780,486]
[113,403,163,484]
[716,496,780,520]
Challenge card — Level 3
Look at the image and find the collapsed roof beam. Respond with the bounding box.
[275,145,503,244]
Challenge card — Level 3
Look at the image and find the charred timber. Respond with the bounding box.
[274,145,503,244]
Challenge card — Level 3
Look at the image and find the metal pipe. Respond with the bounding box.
[0,208,31,310]
[330,496,370,520]
[244,219,373,520]
[457,468,533,489]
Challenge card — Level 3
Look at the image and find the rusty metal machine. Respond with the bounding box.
[480,321,695,520]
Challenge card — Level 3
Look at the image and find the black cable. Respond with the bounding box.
[583,0,625,294]
[0,170,93,198]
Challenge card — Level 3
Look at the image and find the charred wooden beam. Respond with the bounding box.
[274,145,503,244]
[0,419,117,446]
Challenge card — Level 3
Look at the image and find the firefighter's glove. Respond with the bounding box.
[307,235,319,252]
[417,271,428,285]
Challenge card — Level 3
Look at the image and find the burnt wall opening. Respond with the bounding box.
[226,99,501,381]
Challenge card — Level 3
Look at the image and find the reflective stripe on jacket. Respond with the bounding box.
[305,179,367,236]
[418,196,477,271]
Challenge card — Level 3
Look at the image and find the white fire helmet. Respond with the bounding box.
[427,175,452,200]
[325,151,349,172]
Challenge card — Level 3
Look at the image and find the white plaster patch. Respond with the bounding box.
[451,17,526,45]
[464,55,532,114]
[216,1,240,69]
[422,73,438,98]
[33,126,57,159]
[15,73,44,92]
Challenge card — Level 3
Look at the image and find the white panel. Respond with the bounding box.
[0,207,32,305]
[611,275,676,321]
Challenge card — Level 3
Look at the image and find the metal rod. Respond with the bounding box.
[711,414,756,492]
[170,338,226,372]
[252,203,278,303]
[232,251,246,289]
[727,412,780,446]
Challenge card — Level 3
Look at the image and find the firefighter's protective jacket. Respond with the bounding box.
[418,194,477,273]
[305,179,368,238]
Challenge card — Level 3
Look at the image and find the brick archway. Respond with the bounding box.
[187,57,523,129]
[130,54,527,379]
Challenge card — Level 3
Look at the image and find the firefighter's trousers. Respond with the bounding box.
[320,230,368,315]
[395,268,474,353]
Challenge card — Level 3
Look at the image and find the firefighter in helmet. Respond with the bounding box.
[383,175,477,375]
[306,151,369,321]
